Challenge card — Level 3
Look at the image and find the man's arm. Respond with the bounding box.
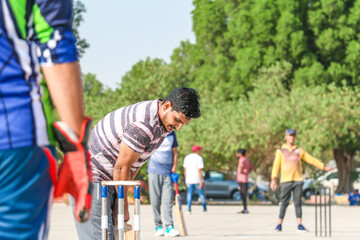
[270,150,281,190]
[239,160,244,174]
[236,159,241,179]
[42,62,84,135]
[34,0,82,133]
[198,168,203,189]
[113,141,141,221]
[301,150,333,171]
[183,168,187,183]
[171,147,178,173]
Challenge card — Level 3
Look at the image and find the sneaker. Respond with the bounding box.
[164,225,180,237]
[155,226,164,237]
[186,210,191,215]
[202,210,207,214]
[275,224,282,232]
[241,209,249,214]
[297,224,308,232]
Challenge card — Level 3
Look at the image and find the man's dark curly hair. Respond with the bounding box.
[237,149,246,156]
[163,87,201,119]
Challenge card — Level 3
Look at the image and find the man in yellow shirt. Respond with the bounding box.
[270,129,333,232]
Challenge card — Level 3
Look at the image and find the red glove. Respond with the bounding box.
[53,117,93,222]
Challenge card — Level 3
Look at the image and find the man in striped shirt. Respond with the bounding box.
[72,87,201,240]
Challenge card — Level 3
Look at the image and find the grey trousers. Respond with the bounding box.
[148,173,175,228]
[69,182,117,240]
[278,181,303,219]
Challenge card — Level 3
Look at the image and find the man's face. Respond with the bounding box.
[161,101,191,132]
[285,134,296,145]
[194,149,202,154]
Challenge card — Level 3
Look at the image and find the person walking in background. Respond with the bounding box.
[183,145,207,214]
[271,128,334,233]
[147,131,181,237]
[236,149,253,214]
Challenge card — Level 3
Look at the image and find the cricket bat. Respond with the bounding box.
[174,181,188,236]
[114,222,133,240]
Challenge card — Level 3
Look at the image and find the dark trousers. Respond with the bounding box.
[279,181,303,219]
[238,182,248,210]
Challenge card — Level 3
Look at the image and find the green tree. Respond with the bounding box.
[174,62,360,194]
[189,0,360,100]
[81,0,360,194]
[118,57,189,103]
[73,0,89,58]
[288,83,360,193]
[83,73,104,97]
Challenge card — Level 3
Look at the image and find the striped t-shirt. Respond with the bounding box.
[90,99,170,181]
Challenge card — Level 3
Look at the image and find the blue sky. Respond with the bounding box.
[78,1,196,89]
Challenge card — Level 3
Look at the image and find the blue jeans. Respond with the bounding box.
[186,184,207,211]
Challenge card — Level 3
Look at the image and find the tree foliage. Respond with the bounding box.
[83,73,104,97]
[81,0,360,193]
[73,0,89,58]
[189,0,360,100]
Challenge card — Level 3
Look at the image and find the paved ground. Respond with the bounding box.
[49,203,360,240]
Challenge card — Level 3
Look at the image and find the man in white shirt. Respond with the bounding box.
[183,145,207,214]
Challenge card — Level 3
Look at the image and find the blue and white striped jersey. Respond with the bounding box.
[0,0,78,150]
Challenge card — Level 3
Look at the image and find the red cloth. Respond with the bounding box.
[237,157,252,183]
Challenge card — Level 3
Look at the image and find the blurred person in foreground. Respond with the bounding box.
[0,1,92,239]
[72,88,201,239]
[271,128,334,232]
[236,149,253,214]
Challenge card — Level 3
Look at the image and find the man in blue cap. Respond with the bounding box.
[270,128,333,232]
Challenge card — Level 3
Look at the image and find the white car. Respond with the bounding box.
[314,168,360,191]
[302,178,315,199]
[302,168,360,198]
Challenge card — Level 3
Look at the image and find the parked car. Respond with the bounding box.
[302,178,315,199]
[302,168,360,199]
[190,170,268,201]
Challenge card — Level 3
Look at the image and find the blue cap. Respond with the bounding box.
[285,128,296,135]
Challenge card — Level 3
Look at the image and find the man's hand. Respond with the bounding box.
[124,202,130,222]
[53,117,93,222]
[199,181,203,189]
[171,173,179,183]
[270,178,277,191]
[324,166,335,172]
[113,142,141,222]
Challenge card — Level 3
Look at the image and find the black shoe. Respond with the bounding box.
[237,209,249,214]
